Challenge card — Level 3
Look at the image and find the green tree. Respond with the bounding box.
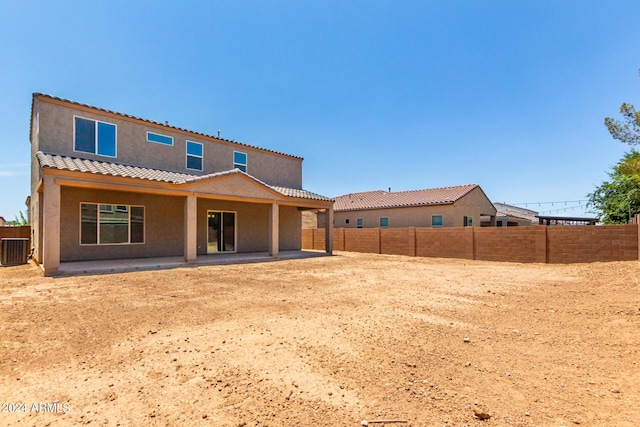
[588,151,640,223]
[603,69,640,145]
[6,210,28,226]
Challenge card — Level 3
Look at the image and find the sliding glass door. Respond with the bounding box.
[207,211,236,253]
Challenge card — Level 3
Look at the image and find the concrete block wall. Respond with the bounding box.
[381,228,416,256]
[334,228,345,251]
[0,226,31,240]
[301,229,313,250]
[344,228,380,253]
[302,225,640,264]
[475,226,546,263]
[547,224,638,263]
[415,227,471,259]
[312,229,326,251]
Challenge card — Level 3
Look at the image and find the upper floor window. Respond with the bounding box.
[356,218,363,228]
[186,141,203,171]
[380,217,389,228]
[74,116,116,157]
[432,215,443,227]
[234,151,247,172]
[464,216,473,227]
[146,131,173,146]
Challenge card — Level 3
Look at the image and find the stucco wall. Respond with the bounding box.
[278,205,302,251]
[59,187,185,262]
[196,200,301,255]
[334,187,496,229]
[34,97,303,188]
[60,189,302,261]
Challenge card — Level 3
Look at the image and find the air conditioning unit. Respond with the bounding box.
[1,238,29,266]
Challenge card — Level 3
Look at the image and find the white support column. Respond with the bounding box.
[42,175,60,276]
[325,206,334,254]
[184,194,197,263]
[269,201,279,257]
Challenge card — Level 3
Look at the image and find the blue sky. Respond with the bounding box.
[1,0,639,221]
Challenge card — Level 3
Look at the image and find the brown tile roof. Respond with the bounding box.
[334,184,480,211]
[36,152,331,202]
[31,93,303,160]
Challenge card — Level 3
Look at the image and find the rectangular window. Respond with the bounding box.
[80,203,144,245]
[74,116,117,157]
[186,141,203,171]
[233,151,247,172]
[345,219,350,224]
[379,217,389,228]
[464,216,473,227]
[147,131,173,146]
[356,218,363,228]
[432,215,443,227]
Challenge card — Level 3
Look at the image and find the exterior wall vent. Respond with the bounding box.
[1,238,29,266]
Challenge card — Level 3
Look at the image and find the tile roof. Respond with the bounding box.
[36,152,331,202]
[32,93,302,160]
[334,184,480,211]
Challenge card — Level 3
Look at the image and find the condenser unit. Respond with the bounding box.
[1,238,29,266]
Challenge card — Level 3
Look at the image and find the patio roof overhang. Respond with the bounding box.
[35,152,334,276]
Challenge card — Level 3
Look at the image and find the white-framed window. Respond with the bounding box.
[146,131,173,146]
[431,215,443,227]
[357,218,363,228]
[464,216,473,227]
[186,141,203,171]
[74,116,117,157]
[380,217,389,228]
[233,151,247,172]
[80,203,144,245]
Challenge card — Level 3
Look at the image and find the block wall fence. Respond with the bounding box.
[302,225,640,263]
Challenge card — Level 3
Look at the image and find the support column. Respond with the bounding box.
[269,201,279,257]
[324,207,334,254]
[184,194,197,263]
[42,175,60,276]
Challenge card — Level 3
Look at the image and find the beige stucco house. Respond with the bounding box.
[330,184,496,228]
[30,93,333,275]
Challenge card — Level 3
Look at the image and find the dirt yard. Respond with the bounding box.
[1,252,639,426]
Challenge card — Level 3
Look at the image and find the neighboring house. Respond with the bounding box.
[30,93,333,275]
[0,216,5,226]
[491,202,538,226]
[536,215,597,226]
[332,184,496,228]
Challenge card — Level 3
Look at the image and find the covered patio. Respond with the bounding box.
[35,153,334,276]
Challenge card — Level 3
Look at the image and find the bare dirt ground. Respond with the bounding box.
[1,252,639,426]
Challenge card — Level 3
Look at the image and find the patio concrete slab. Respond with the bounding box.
[55,250,330,276]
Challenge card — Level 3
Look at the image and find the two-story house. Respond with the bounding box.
[29,93,334,275]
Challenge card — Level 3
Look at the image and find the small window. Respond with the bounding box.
[234,151,247,172]
[74,116,117,157]
[356,218,363,228]
[147,131,173,146]
[186,141,203,171]
[380,217,389,228]
[345,219,350,224]
[432,215,443,227]
[464,216,473,227]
